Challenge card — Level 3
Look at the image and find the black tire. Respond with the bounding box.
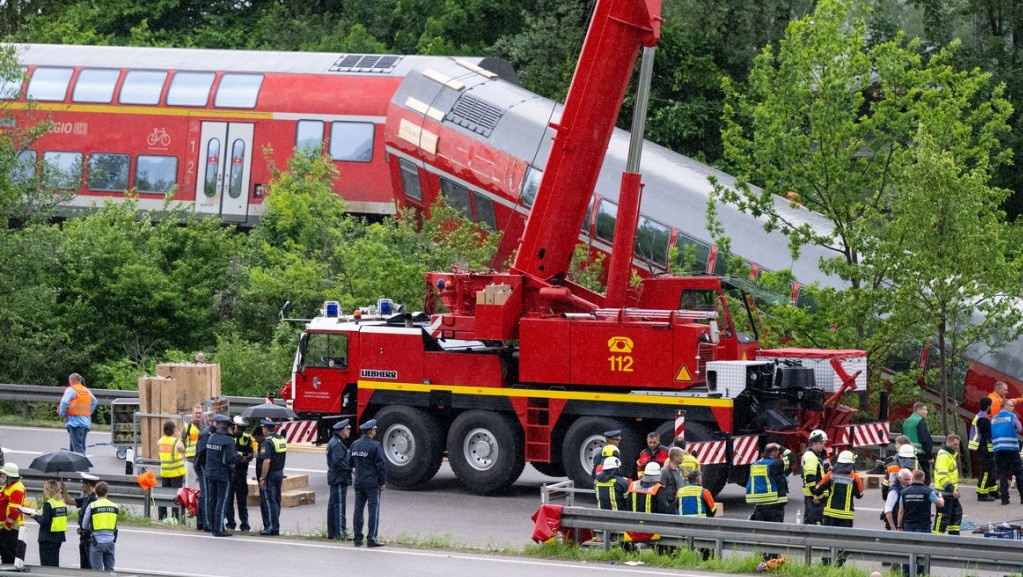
[684,421,728,496]
[531,461,566,478]
[561,417,642,489]
[115,446,127,460]
[374,406,445,488]
[446,410,525,495]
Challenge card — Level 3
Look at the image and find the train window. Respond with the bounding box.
[712,248,731,276]
[0,67,25,100]
[793,285,818,312]
[295,120,324,153]
[86,153,130,192]
[42,151,83,189]
[166,71,215,107]
[473,192,497,230]
[119,70,168,105]
[672,233,711,274]
[440,178,472,217]
[135,155,178,194]
[329,122,374,162]
[72,69,120,103]
[520,166,542,207]
[227,139,245,198]
[582,197,593,234]
[12,150,36,182]
[634,216,670,267]
[214,74,263,109]
[26,67,73,102]
[204,139,220,197]
[399,159,422,201]
[594,199,617,244]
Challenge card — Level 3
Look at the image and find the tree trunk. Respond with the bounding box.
[938,321,950,436]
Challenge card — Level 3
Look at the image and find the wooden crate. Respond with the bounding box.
[246,474,308,498]
[280,489,315,508]
[155,362,221,412]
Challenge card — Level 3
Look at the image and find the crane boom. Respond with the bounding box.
[511,0,662,282]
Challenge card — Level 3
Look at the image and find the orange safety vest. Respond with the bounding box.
[64,383,93,417]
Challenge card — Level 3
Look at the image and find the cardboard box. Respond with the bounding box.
[714,502,724,517]
[861,473,884,490]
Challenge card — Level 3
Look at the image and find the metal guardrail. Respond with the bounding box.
[555,507,1023,577]
[0,383,281,411]
[19,469,183,518]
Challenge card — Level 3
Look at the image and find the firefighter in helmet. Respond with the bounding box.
[800,429,830,525]
[814,450,863,527]
[594,456,629,511]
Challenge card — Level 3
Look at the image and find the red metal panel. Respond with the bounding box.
[423,351,505,387]
[568,321,673,388]
[519,318,571,384]
[358,330,424,385]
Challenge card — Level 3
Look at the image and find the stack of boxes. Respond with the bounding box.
[137,362,221,461]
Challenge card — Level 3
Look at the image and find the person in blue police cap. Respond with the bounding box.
[204,414,238,537]
[326,419,353,540]
[258,418,287,536]
[350,419,386,547]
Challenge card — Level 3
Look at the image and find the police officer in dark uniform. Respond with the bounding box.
[193,417,214,532]
[251,425,268,530]
[592,430,622,477]
[326,419,353,540]
[258,418,287,536]
[226,416,254,532]
[74,472,99,569]
[204,414,238,537]
[350,419,386,547]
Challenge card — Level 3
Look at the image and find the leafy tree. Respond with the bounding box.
[880,129,1021,433]
[491,0,584,99]
[710,0,1013,366]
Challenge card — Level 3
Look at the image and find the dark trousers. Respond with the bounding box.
[327,483,349,539]
[0,529,17,564]
[196,467,208,530]
[823,516,854,528]
[39,541,61,567]
[918,454,932,486]
[207,478,230,534]
[803,495,824,525]
[977,452,998,497]
[353,485,381,544]
[933,494,962,534]
[752,503,785,523]
[996,450,1023,503]
[226,471,249,530]
[159,475,184,520]
[260,471,283,533]
[78,533,91,569]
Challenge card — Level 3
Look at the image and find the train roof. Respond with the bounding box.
[393,61,845,289]
[12,43,518,83]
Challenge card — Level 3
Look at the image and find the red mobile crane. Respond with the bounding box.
[281,0,884,494]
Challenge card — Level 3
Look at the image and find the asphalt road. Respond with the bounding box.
[4,424,1023,572]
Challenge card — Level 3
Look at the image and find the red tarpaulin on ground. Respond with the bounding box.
[530,504,592,544]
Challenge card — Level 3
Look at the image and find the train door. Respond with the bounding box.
[195,122,253,222]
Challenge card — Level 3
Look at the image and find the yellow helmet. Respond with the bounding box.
[601,444,620,458]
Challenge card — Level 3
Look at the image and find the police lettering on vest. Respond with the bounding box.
[47,498,68,533]
[88,499,119,531]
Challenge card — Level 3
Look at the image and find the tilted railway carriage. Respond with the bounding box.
[4,44,515,224]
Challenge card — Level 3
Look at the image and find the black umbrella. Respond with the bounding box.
[239,402,297,420]
[29,450,93,473]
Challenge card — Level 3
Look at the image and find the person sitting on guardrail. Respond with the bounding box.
[594,456,630,511]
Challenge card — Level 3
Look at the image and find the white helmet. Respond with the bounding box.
[809,429,828,444]
[837,450,856,464]
[643,462,661,478]
[603,456,621,470]
[898,444,916,459]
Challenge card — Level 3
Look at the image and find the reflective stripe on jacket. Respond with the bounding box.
[88,498,119,531]
[183,422,201,459]
[992,411,1020,452]
[65,384,93,417]
[934,448,959,492]
[627,480,662,513]
[158,435,187,478]
[678,484,714,516]
[745,458,778,504]
[818,471,863,520]
[46,498,68,533]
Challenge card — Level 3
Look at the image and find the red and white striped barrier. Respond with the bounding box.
[849,422,889,447]
[276,420,317,444]
[688,435,760,465]
[731,435,760,465]
[674,413,685,438]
